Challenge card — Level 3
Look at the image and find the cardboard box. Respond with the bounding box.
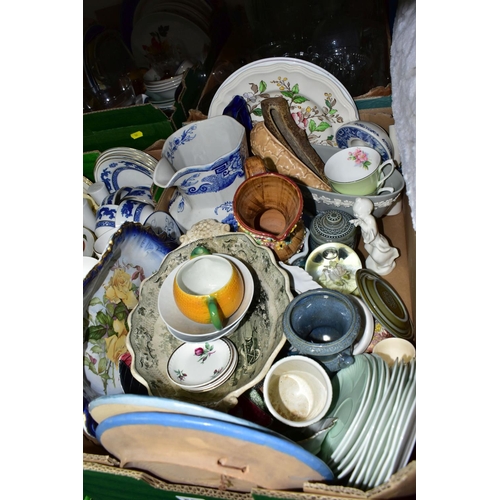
[83,196,416,499]
[83,76,416,500]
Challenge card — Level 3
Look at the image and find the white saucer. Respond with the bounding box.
[166,338,238,392]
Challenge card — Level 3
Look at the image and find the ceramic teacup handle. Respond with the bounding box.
[376,159,395,187]
[206,295,224,330]
[376,186,395,195]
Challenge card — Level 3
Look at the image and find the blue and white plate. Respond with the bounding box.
[335,121,394,162]
[96,411,334,492]
[94,159,154,194]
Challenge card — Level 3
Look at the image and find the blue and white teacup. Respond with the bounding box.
[95,203,118,238]
[116,199,154,227]
[121,185,154,206]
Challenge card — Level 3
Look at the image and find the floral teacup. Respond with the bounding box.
[324,146,395,196]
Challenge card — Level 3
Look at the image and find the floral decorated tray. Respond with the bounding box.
[83,222,177,403]
[126,233,293,412]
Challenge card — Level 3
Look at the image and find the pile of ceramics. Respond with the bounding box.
[83,146,181,268]
[83,55,416,495]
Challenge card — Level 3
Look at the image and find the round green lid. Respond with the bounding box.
[355,269,414,340]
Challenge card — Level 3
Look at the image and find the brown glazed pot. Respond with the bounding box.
[233,157,306,262]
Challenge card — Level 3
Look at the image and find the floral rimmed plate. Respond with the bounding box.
[126,233,293,411]
[83,222,178,403]
[208,57,358,146]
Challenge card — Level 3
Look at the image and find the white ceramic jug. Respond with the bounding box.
[153,116,248,232]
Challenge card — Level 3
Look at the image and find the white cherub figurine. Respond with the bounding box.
[350,197,399,275]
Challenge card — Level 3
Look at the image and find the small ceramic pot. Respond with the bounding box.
[282,289,362,374]
[309,209,360,250]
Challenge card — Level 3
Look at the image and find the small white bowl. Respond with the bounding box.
[93,227,117,257]
[263,355,333,428]
[83,256,99,278]
[373,337,416,366]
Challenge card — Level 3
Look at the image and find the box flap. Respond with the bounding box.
[83,103,174,153]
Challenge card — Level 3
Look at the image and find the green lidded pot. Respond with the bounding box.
[309,209,360,250]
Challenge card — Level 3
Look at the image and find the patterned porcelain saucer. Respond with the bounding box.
[166,338,238,392]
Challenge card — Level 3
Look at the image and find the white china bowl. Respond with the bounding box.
[263,355,333,428]
[83,256,99,278]
[93,227,118,257]
[158,254,254,342]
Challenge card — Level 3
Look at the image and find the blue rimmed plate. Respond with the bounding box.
[88,393,287,439]
[94,160,154,194]
[335,121,394,162]
[96,411,334,492]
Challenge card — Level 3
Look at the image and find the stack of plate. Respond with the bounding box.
[89,395,334,492]
[93,147,157,194]
[166,338,238,393]
[319,353,416,490]
[143,73,183,110]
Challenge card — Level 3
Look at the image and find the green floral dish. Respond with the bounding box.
[126,233,293,412]
[83,222,178,403]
